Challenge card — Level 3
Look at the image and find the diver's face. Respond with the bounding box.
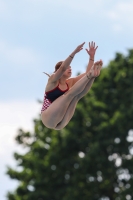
[64,66,72,78]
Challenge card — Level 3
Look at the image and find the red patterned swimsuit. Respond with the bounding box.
[41,83,69,113]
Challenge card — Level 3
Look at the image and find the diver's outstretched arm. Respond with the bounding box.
[85,41,98,73]
[51,42,85,82]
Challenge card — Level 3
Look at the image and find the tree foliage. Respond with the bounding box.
[6,50,133,200]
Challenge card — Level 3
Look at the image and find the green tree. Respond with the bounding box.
[6,50,133,200]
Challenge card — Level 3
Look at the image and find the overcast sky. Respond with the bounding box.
[0,0,133,199]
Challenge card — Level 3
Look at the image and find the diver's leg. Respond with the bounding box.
[41,74,92,129]
[54,78,95,130]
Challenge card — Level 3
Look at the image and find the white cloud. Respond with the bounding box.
[0,100,41,199]
[0,0,116,22]
[0,40,42,67]
[23,0,106,19]
[0,0,133,35]
[0,100,41,157]
[106,0,133,33]
[108,1,133,21]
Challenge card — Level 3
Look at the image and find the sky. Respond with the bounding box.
[0,0,133,199]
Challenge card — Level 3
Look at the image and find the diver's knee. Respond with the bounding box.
[41,119,55,129]
[54,123,65,130]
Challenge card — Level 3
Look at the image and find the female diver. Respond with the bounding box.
[41,41,103,130]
